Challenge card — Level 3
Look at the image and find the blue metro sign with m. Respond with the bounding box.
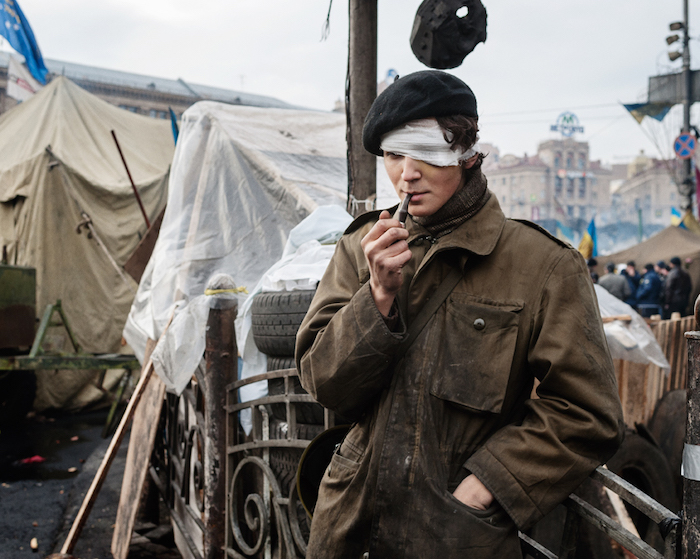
[551,112,585,138]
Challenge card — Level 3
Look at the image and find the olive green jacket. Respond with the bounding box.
[295,193,624,559]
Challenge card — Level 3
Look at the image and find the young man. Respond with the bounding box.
[664,256,692,318]
[621,260,640,307]
[636,263,663,318]
[598,262,632,301]
[296,70,623,559]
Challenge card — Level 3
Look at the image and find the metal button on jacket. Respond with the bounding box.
[473,318,485,330]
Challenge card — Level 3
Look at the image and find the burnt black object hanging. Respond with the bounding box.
[410,0,487,69]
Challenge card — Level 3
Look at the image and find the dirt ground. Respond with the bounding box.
[0,409,181,559]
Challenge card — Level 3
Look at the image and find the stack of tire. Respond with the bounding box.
[250,289,325,498]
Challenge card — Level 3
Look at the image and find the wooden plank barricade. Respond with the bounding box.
[615,315,696,428]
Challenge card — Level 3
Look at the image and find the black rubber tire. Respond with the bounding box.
[0,370,36,427]
[647,389,686,504]
[268,419,325,493]
[267,356,296,371]
[270,447,304,494]
[267,374,325,425]
[575,430,679,559]
[251,290,316,357]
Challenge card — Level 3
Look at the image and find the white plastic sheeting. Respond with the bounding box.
[124,101,397,365]
[595,285,670,370]
[233,205,353,434]
[150,273,240,394]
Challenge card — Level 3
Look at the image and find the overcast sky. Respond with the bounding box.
[8,0,700,165]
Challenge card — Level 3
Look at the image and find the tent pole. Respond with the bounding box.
[111,130,151,229]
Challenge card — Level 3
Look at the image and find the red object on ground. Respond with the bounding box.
[19,455,46,465]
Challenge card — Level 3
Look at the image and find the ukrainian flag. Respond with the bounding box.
[672,207,700,234]
[555,221,574,245]
[671,207,685,228]
[578,218,597,259]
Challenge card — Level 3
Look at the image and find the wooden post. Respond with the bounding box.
[203,293,238,559]
[683,295,700,557]
[347,0,378,217]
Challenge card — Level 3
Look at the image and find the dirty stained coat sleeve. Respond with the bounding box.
[296,235,407,419]
[465,249,624,529]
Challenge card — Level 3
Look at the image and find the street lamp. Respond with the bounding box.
[667,34,680,45]
[670,21,685,31]
[669,51,683,61]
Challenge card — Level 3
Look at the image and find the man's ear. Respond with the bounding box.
[461,153,479,169]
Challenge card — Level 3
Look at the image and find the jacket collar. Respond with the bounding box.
[406,190,506,257]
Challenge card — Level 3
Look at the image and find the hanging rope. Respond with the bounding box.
[321,0,334,41]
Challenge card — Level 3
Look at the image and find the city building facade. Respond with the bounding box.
[0,52,296,119]
[610,151,683,229]
[484,137,613,233]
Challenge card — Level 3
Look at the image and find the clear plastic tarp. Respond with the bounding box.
[123,100,397,387]
[595,284,670,370]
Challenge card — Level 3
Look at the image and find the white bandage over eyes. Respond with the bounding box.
[379,118,479,167]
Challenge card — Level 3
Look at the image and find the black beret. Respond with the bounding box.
[362,70,478,156]
[671,256,682,267]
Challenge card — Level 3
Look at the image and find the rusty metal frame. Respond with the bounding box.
[520,466,681,559]
[150,299,237,559]
[225,367,334,558]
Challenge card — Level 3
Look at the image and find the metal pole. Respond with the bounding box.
[110,129,151,229]
[347,0,378,217]
[682,296,700,557]
[203,291,238,559]
[681,0,694,211]
[638,207,643,243]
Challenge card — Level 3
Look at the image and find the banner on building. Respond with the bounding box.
[7,53,42,101]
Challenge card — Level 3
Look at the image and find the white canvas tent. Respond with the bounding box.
[0,77,174,409]
[124,101,397,362]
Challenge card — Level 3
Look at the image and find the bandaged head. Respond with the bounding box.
[362,70,478,157]
[379,118,479,167]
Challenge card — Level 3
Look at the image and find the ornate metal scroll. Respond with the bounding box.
[225,368,335,558]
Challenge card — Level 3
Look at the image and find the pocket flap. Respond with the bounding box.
[430,295,522,413]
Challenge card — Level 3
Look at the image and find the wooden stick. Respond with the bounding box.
[59,316,173,555]
[111,129,151,229]
[601,315,632,324]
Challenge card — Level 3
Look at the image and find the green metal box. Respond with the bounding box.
[0,265,36,350]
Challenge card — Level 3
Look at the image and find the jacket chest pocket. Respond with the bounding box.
[430,294,522,414]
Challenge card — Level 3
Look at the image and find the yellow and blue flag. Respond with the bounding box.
[555,220,574,245]
[672,207,700,234]
[578,218,597,259]
[623,102,672,124]
[671,207,686,229]
[0,0,47,84]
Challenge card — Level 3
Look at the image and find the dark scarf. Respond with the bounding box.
[413,168,490,238]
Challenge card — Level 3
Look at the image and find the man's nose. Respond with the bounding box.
[401,157,421,182]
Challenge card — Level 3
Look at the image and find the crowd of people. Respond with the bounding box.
[589,257,693,319]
